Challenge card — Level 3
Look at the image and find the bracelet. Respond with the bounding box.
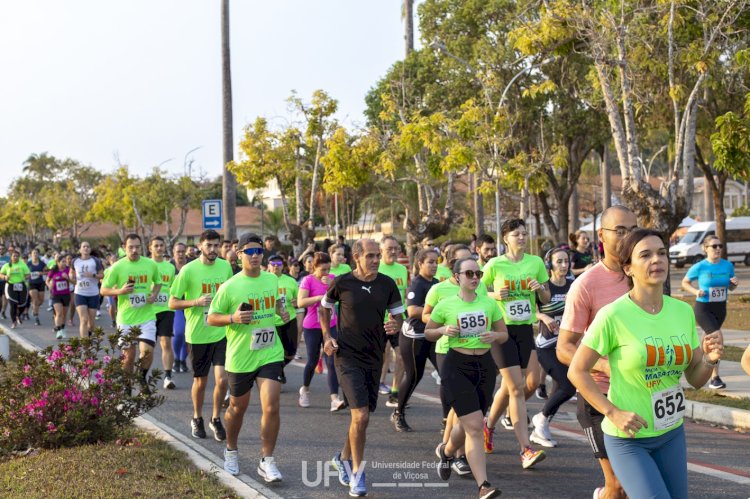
[229,314,233,324]
[702,355,719,367]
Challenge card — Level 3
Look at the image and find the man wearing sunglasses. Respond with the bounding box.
[557,205,637,499]
[208,233,290,481]
[320,238,404,497]
[681,235,737,390]
[169,229,234,442]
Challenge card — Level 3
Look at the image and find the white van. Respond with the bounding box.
[669,217,750,267]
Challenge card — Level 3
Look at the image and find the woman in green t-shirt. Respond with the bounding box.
[426,257,507,499]
[569,229,723,499]
[0,250,30,328]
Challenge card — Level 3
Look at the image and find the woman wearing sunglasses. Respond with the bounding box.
[681,235,738,390]
[426,257,507,499]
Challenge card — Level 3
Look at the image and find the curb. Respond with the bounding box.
[0,325,269,499]
[685,400,750,431]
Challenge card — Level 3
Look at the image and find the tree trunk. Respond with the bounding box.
[221,0,237,240]
[308,138,323,227]
[711,174,729,259]
[568,186,578,235]
[601,145,611,209]
[295,172,303,225]
[404,0,414,57]
[473,171,484,236]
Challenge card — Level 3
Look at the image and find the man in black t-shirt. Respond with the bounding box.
[321,239,403,497]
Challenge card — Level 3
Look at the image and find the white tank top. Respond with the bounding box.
[73,257,100,296]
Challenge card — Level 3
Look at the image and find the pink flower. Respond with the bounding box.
[46,422,57,433]
[90,396,99,406]
[23,364,31,373]
[102,355,111,365]
[21,377,32,388]
[85,358,95,366]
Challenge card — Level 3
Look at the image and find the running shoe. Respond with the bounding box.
[224,448,240,475]
[435,442,453,480]
[708,376,726,389]
[451,455,472,477]
[10,323,16,329]
[520,446,546,469]
[298,387,311,408]
[191,417,206,439]
[181,360,190,373]
[315,357,324,374]
[331,451,351,486]
[483,417,495,453]
[593,487,604,499]
[431,369,441,385]
[500,415,514,430]
[348,469,366,497]
[55,329,64,340]
[46,307,53,312]
[378,382,390,395]
[209,418,226,441]
[95,310,101,319]
[390,411,413,432]
[478,481,501,499]
[163,376,176,390]
[530,412,557,447]
[385,394,398,408]
[535,384,548,400]
[257,456,282,482]
[330,398,346,412]
[34,316,41,326]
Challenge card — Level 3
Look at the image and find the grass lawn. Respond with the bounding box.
[0,428,238,498]
[675,295,750,333]
[685,388,750,411]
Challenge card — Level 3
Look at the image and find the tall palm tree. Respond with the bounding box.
[221,0,237,239]
[402,0,414,56]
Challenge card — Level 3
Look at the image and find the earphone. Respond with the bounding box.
[544,247,569,271]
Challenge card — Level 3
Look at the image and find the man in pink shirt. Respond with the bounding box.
[558,205,637,499]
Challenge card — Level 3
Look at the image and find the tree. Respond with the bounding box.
[403,0,414,56]
[221,0,237,240]
[89,166,138,242]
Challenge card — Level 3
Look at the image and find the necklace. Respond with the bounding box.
[629,293,661,314]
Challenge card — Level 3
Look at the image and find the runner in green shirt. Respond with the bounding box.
[0,250,30,328]
[425,256,507,498]
[329,243,352,276]
[149,236,177,390]
[378,235,409,406]
[569,229,723,499]
[267,254,299,384]
[168,229,234,442]
[208,232,289,481]
[100,233,162,376]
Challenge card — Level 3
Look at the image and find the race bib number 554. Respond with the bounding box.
[504,300,531,322]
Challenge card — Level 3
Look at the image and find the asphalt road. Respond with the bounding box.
[4,306,750,498]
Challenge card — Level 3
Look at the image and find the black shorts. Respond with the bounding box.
[51,294,71,307]
[189,338,227,377]
[227,361,284,398]
[29,282,45,292]
[155,311,175,337]
[496,323,535,369]
[276,319,298,357]
[577,395,608,459]
[386,332,399,349]
[693,301,726,334]
[335,357,380,412]
[441,349,496,417]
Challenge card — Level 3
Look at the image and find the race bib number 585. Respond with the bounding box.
[457,311,486,337]
[651,385,686,431]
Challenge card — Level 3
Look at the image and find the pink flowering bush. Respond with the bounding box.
[0,327,163,453]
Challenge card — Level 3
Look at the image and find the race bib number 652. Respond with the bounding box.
[651,385,686,431]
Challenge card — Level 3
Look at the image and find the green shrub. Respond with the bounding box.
[0,328,163,454]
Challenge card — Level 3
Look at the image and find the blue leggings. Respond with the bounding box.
[303,327,338,395]
[604,424,687,499]
[171,310,188,361]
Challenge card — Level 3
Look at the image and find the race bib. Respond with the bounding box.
[55,281,68,292]
[504,299,532,322]
[251,327,276,350]
[708,287,726,302]
[30,271,40,280]
[651,385,686,431]
[78,280,90,289]
[129,293,147,308]
[154,292,169,306]
[457,311,487,337]
[203,308,210,326]
[13,283,23,292]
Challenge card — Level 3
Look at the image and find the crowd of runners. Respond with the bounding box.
[2,206,750,498]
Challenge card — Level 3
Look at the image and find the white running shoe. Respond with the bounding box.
[431,370,441,385]
[163,376,176,390]
[224,448,240,476]
[330,397,346,412]
[258,456,282,482]
[299,387,310,408]
[531,412,555,441]
[530,429,557,448]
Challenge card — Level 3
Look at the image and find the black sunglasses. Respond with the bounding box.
[458,270,484,279]
[706,244,723,249]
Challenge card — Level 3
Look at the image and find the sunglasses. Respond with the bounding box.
[269,261,284,266]
[706,244,723,249]
[242,247,264,256]
[458,270,484,279]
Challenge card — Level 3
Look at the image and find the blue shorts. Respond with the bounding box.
[74,294,100,309]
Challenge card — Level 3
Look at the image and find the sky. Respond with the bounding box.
[0,1,420,196]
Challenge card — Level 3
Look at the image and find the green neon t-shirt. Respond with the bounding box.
[1,261,30,284]
[274,273,299,326]
[209,271,284,373]
[481,253,549,325]
[169,258,234,344]
[435,265,453,283]
[330,263,352,276]
[101,256,161,326]
[151,259,176,314]
[426,279,488,354]
[430,294,503,350]
[582,294,699,439]
[378,261,408,322]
